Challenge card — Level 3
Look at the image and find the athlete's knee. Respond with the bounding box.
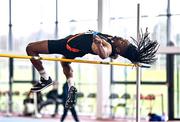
[26,42,36,55]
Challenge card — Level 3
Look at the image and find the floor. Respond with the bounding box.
[0,114,147,122]
[0,112,179,122]
[1,115,180,122]
[0,117,140,122]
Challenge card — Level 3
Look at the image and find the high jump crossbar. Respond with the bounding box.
[0,53,150,68]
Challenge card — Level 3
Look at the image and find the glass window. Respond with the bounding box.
[138,0,167,16]
[112,60,137,82]
[112,56,166,82]
[12,83,33,112]
[109,18,137,39]
[109,0,167,18]
[110,84,167,117]
[109,17,167,46]
[141,54,166,82]
[0,0,9,83]
[141,16,167,46]
[110,0,139,18]
[0,0,8,50]
[59,0,97,21]
[110,17,167,82]
[12,0,56,52]
[0,59,9,82]
[14,59,32,81]
[57,0,98,115]
[109,11,167,46]
[174,55,180,118]
[109,0,167,83]
[171,16,180,47]
[12,0,57,81]
[58,21,98,38]
[58,0,98,37]
[171,0,180,14]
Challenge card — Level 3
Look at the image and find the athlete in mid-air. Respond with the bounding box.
[26,29,159,108]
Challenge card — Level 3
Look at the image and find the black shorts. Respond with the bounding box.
[48,39,85,59]
[48,39,66,54]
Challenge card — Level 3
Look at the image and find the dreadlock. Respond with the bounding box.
[122,29,159,64]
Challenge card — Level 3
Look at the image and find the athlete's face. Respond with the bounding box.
[113,37,130,55]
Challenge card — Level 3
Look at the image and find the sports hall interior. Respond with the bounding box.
[0,0,180,122]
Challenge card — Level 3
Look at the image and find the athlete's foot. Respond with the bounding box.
[31,77,53,92]
[65,86,77,109]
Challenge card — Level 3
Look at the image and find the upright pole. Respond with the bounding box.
[55,0,59,81]
[8,0,13,115]
[33,92,41,118]
[167,41,174,120]
[166,0,171,44]
[177,64,180,116]
[136,3,141,122]
[33,92,38,117]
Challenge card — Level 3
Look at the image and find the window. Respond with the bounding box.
[0,0,8,50]
[0,0,9,82]
[109,0,167,83]
[171,16,180,47]
[57,0,98,114]
[12,0,56,81]
[109,0,168,118]
[174,55,180,118]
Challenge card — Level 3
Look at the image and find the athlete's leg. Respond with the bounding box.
[60,58,74,88]
[26,40,52,92]
[61,57,77,109]
[26,40,49,71]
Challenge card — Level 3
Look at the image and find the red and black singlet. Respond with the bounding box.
[48,33,95,59]
[48,31,115,59]
[65,33,94,54]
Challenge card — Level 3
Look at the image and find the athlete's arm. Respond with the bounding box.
[92,35,112,59]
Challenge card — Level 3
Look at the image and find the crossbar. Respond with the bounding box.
[0,53,150,68]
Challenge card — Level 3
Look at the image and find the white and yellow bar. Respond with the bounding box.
[0,53,150,68]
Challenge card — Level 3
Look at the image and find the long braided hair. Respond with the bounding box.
[122,28,159,64]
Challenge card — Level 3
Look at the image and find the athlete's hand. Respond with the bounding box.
[93,35,103,45]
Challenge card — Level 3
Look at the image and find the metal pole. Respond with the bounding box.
[33,92,40,118]
[110,59,113,117]
[55,0,59,81]
[167,41,174,120]
[136,3,141,122]
[8,0,13,115]
[177,64,180,116]
[166,0,171,44]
